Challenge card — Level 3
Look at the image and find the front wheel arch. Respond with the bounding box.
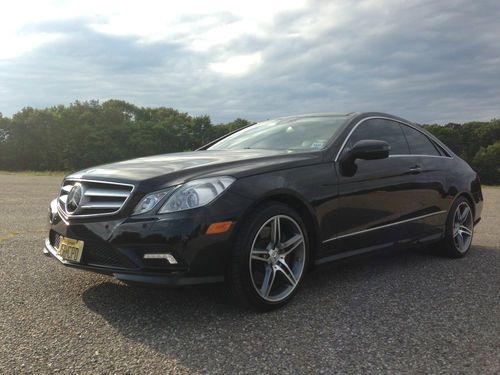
[227,201,310,310]
[230,192,319,267]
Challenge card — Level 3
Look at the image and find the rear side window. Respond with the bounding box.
[346,119,410,155]
[401,125,440,156]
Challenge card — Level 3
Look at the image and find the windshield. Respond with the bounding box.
[208,116,348,151]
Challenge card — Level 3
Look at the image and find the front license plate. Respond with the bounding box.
[56,236,84,263]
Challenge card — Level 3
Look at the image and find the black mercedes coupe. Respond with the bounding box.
[44,112,483,310]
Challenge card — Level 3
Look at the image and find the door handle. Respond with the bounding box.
[409,165,423,174]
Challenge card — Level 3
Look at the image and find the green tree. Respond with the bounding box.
[0,100,498,185]
[472,141,500,185]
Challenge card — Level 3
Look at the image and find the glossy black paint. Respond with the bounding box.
[44,112,483,285]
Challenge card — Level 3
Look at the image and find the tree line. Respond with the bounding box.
[0,100,498,184]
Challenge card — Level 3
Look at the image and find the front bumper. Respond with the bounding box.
[43,238,223,285]
[44,197,242,286]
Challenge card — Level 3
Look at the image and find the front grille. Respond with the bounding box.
[82,246,127,268]
[58,179,134,218]
[50,231,61,249]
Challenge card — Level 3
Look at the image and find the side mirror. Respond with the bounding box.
[340,140,390,176]
[342,139,390,163]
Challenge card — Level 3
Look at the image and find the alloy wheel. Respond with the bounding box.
[453,202,473,253]
[249,215,306,302]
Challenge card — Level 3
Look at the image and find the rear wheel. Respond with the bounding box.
[228,203,309,311]
[440,197,474,258]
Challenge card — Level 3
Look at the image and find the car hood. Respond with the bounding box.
[67,149,321,190]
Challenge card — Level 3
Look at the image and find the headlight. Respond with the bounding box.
[133,188,173,215]
[158,176,235,213]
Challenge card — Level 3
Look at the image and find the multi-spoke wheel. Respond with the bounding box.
[249,215,306,302]
[440,197,474,258]
[453,202,473,253]
[228,203,309,311]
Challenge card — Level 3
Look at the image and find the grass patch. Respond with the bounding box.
[0,232,18,244]
[0,170,67,177]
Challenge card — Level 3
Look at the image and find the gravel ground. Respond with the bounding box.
[0,174,499,374]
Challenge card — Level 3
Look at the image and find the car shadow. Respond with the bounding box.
[82,245,500,373]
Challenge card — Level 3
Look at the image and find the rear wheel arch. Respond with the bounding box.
[438,195,474,258]
[449,191,476,217]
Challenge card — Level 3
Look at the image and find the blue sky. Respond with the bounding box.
[0,0,499,124]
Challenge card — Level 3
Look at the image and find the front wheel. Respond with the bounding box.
[228,203,309,311]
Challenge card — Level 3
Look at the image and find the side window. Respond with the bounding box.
[401,125,440,156]
[346,119,410,155]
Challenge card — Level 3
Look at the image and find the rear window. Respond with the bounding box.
[401,126,440,156]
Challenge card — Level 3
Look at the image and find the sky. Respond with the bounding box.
[0,0,499,124]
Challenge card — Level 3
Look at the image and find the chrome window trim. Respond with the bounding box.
[334,116,454,161]
[322,210,447,243]
[388,154,452,159]
[57,178,136,219]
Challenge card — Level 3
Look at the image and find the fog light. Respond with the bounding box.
[143,253,178,264]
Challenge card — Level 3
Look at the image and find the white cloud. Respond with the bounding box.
[0,0,306,59]
[0,32,61,60]
[0,0,499,123]
[210,52,263,76]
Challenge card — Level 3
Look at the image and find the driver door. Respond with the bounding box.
[321,118,423,259]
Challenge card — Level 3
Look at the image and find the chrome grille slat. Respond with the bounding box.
[58,179,134,219]
[81,202,123,209]
[84,188,130,198]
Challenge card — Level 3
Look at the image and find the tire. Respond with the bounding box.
[440,196,474,258]
[227,202,309,311]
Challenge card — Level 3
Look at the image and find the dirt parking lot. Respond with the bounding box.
[0,174,499,374]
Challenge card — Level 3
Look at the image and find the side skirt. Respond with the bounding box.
[314,232,443,266]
